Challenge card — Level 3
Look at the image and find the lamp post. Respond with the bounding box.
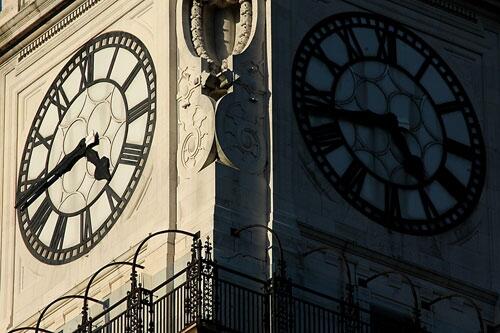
[301,245,358,330]
[8,328,53,333]
[231,224,290,332]
[230,224,286,278]
[35,295,103,333]
[301,246,354,302]
[80,261,144,330]
[130,229,200,289]
[359,270,423,332]
[422,294,484,333]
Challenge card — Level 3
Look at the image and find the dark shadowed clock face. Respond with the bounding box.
[292,12,486,235]
[17,31,156,264]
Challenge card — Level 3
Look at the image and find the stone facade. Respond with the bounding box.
[0,0,499,332]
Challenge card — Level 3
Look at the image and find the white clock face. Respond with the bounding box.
[17,31,157,264]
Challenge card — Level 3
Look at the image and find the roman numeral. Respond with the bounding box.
[20,170,46,193]
[444,138,474,161]
[308,122,344,154]
[80,208,92,242]
[435,101,463,115]
[121,62,142,92]
[376,28,397,63]
[312,46,342,77]
[414,58,432,82]
[104,184,121,210]
[385,184,401,219]
[33,132,54,149]
[79,51,94,90]
[106,47,120,79]
[301,82,334,109]
[49,87,69,120]
[340,160,367,194]
[118,143,144,166]
[435,167,467,201]
[50,216,67,250]
[419,188,439,219]
[31,197,53,237]
[127,99,150,124]
[338,27,364,62]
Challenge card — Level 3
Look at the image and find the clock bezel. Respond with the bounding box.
[292,12,486,235]
[16,31,157,264]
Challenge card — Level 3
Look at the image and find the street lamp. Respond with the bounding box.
[35,295,103,333]
[80,261,144,329]
[8,328,53,333]
[130,229,200,289]
[231,224,286,277]
[301,246,354,302]
[359,270,423,331]
[422,294,484,333]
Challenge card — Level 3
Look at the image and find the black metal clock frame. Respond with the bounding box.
[292,12,486,235]
[17,31,157,264]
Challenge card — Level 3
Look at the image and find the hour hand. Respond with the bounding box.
[15,133,102,211]
[85,149,112,181]
[391,128,426,181]
[311,106,398,131]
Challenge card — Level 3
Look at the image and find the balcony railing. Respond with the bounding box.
[75,239,372,333]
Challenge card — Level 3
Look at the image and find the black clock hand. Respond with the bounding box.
[15,134,100,211]
[309,106,397,131]
[85,149,112,181]
[390,127,426,181]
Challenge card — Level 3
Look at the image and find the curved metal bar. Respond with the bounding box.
[8,328,53,333]
[361,270,421,326]
[131,229,200,289]
[302,245,355,306]
[232,224,286,277]
[424,294,484,333]
[36,295,102,332]
[82,261,145,323]
[302,246,353,288]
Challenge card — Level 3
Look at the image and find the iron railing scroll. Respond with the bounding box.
[13,229,484,333]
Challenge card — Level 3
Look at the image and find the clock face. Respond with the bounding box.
[17,31,157,264]
[292,12,486,235]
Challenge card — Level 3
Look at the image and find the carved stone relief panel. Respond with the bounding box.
[178,0,268,176]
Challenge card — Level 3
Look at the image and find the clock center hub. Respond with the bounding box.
[335,61,445,187]
[47,81,127,215]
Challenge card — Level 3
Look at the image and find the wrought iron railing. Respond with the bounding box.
[74,239,372,333]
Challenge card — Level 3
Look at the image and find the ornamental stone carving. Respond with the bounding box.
[178,0,267,177]
[177,68,216,176]
[215,91,266,174]
[190,0,253,68]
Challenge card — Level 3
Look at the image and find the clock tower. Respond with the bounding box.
[1,0,500,332]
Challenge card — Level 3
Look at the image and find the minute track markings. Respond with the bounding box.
[292,12,486,235]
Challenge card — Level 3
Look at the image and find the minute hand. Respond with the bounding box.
[15,134,99,211]
[390,127,426,181]
[335,109,397,130]
[309,106,397,130]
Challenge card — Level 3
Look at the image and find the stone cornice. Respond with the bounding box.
[18,0,102,61]
[419,0,478,22]
[0,0,80,60]
[418,0,500,22]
